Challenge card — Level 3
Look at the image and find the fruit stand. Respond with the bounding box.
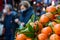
[15,4,60,40]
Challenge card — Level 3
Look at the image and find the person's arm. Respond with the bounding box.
[12,15,19,28]
[12,14,19,23]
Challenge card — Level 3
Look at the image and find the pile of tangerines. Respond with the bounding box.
[16,5,60,40]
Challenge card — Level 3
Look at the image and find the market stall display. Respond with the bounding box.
[16,4,60,40]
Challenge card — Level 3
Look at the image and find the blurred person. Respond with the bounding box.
[36,2,43,11]
[2,4,19,40]
[43,0,52,8]
[4,4,17,15]
[13,0,20,12]
[52,0,59,5]
[35,2,43,20]
[40,7,46,15]
[36,9,41,20]
[18,1,35,26]
[36,7,46,20]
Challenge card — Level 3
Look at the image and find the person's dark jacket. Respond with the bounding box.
[4,12,19,34]
[19,7,34,24]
